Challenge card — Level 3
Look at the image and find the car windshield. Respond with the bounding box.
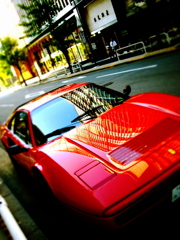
[31,83,128,146]
[32,97,81,145]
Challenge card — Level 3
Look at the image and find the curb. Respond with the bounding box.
[6,43,180,91]
[39,44,180,82]
[0,148,47,240]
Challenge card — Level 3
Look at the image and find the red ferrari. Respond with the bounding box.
[0,83,179,228]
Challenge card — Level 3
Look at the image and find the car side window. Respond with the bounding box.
[8,111,31,146]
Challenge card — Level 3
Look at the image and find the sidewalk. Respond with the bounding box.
[0,43,179,96]
[0,147,47,240]
[0,43,180,240]
[23,43,180,87]
[0,176,47,240]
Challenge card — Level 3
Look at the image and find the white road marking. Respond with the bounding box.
[0,104,14,107]
[96,65,158,78]
[62,76,87,83]
[25,91,45,99]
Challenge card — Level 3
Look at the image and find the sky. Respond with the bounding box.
[0,0,23,39]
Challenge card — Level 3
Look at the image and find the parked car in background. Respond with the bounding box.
[0,82,179,229]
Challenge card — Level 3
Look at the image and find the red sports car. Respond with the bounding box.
[0,83,179,228]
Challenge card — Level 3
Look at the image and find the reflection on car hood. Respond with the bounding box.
[43,94,180,170]
[39,93,180,216]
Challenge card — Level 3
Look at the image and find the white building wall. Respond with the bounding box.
[85,0,117,34]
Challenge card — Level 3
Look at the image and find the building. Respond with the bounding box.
[79,0,180,60]
[1,0,180,80]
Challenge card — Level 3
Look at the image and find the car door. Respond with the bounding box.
[7,110,33,171]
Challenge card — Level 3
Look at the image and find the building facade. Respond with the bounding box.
[1,0,180,80]
[80,0,180,61]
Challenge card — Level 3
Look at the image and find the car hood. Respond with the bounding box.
[44,93,179,160]
[41,93,180,215]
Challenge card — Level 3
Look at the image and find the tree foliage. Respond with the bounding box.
[0,37,27,86]
[0,38,14,87]
[18,0,62,37]
[0,60,12,88]
[50,18,77,69]
[18,0,77,73]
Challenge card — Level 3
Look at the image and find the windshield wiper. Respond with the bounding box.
[45,126,76,138]
[71,105,103,123]
[97,96,124,105]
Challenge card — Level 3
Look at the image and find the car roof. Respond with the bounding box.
[17,82,88,112]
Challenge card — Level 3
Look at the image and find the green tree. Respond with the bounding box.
[51,18,77,71]
[0,37,28,86]
[0,60,12,88]
[18,0,75,73]
[18,0,61,37]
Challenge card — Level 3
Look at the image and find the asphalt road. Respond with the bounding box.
[0,49,180,239]
[1,50,180,125]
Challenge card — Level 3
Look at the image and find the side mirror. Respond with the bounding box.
[123,85,131,96]
[7,145,28,155]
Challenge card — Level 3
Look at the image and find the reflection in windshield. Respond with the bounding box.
[63,84,126,112]
[71,105,103,123]
[32,97,81,145]
[31,84,128,146]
